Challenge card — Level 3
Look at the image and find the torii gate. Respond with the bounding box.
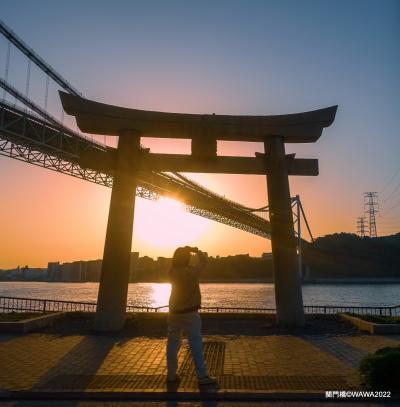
[60,91,337,332]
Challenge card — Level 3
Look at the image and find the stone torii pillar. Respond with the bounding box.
[94,129,140,332]
[265,137,304,326]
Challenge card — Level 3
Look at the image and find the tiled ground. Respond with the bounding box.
[0,331,398,394]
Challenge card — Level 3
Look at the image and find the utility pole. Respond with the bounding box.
[364,192,379,238]
[356,216,367,238]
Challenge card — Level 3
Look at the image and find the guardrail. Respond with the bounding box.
[0,296,399,316]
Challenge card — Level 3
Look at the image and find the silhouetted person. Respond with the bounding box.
[166,246,217,386]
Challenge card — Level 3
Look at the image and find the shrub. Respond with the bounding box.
[359,346,400,390]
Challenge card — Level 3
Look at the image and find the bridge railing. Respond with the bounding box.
[0,296,399,316]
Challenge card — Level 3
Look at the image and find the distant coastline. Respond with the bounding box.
[302,278,400,285]
[1,232,399,284]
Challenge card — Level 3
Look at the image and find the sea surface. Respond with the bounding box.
[0,281,399,309]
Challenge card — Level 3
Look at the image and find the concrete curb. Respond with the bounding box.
[340,313,400,334]
[0,312,66,334]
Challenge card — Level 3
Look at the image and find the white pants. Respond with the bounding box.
[166,311,207,379]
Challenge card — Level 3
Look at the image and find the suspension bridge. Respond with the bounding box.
[0,19,328,330]
[0,19,280,238]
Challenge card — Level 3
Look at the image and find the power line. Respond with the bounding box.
[384,199,400,214]
[380,166,400,195]
[381,179,400,203]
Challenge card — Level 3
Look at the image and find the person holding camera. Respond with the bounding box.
[166,246,217,386]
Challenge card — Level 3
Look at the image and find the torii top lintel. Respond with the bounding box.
[59,91,337,143]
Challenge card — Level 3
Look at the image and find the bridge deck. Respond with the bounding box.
[0,101,271,239]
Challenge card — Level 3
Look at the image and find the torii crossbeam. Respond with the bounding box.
[60,91,337,332]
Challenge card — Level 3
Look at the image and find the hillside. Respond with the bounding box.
[302,233,400,279]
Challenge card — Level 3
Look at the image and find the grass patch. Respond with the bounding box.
[348,313,400,324]
[0,312,49,321]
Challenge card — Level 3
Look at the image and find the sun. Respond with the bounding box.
[133,196,211,249]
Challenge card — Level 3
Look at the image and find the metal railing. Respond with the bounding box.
[0,296,165,314]
[199,305,399,316]
[0,296,399,316]
[302,304,399,316]
[199,306,275,314]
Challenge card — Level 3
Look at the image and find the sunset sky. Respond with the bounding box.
[0,0,399,268]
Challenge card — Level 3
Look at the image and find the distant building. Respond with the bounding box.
[11,267,22,280]
[129,252,139,282]
[60,262,73,281]
[87,260,102,282]
[69,261,87,281]
[21,265,29,279]
[25,268,46,280]
[47,262,60,281]
[44,252,139,282]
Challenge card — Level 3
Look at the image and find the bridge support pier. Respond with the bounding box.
[265,136,305,327]
[94,129,140,333]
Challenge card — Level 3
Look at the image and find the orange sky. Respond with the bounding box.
[0,135,353,269]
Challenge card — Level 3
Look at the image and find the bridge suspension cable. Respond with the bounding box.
[1,77,67,130]
[0,19,82,97]
[2,40,11,101]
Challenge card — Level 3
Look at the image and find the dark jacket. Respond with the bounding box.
[168,251,207,314]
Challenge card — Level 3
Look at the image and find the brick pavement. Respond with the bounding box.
[0,331,399,395]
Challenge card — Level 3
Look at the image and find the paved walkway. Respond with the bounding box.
[0,330,399,399]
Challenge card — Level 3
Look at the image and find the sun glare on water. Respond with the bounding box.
[134,196,211,249]
[151,283,171,308]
